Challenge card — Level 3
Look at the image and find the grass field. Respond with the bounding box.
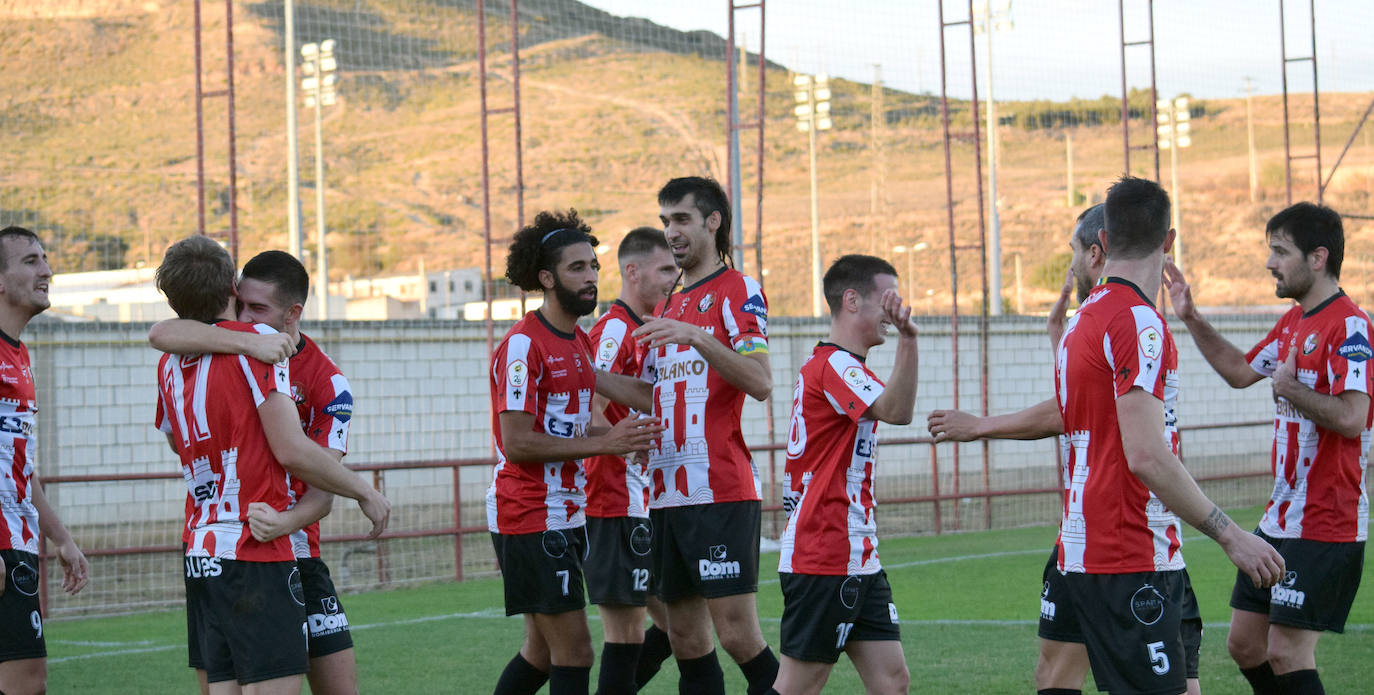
[47,507,1372,694]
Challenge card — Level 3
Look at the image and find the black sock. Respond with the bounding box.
[1240,662,1278,695]
[550,665,592,695]
[634,624,674,689]
[738,646,780,695]
[595,642,642,695]
[494,653,549,695]
[1037,690,1083,695]
[676,649,725,695]
[1274,669,1324,695]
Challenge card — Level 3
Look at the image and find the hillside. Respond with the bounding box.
[1,0,1372,316]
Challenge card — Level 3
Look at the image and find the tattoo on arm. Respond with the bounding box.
[1197,505,1231,541]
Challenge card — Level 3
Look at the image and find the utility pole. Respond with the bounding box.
[302,39,338,320]
[1245,76,1258,203]
[1065,131,1074,207]
[976,0,1012,315]
[794,73,831,318]
[870,64,886,254]
[284,0,302,260]
[1157,96,1191,272]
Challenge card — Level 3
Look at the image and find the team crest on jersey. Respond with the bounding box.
[1338,332,1372,362]
[1303,332,1319,355]
[697,293,714,313]
[324,391,353,422]
[508,359,528,387]
[842,365,869,391]
[1138,327,1162,360]
[1129,584,1165,625]
[290,383,306,405]
[598,337,619,364]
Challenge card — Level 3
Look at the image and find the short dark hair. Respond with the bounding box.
[0,226,42,272]
[1073,204,1105,251]
[242,250,311,306]
[618,226,669,261]
[823,254,898,315]
[1103,176,1170,260]
[505,209,599,292]
[156,235,235,322]
[658,176,732,266]
[1266,202,1344,279]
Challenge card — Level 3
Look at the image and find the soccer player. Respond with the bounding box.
[1163,202,1369,695]
[584,227,679,694]
[1052,177,1281,695]
[0,226,89,695]
[149,250,360,695]
[768,254,917,695]
[488,210,664,695]
[927,204,1206,695]
[595,176,778,695]
[153,235,389,694]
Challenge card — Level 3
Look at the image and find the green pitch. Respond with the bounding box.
[47,508,1373,693]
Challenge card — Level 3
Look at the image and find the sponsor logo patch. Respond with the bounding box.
[741,294,767,318]
[324,391,353,422]
[699,544,740,581]
[184,556,222,579]
[1338,332,1372,362]
[542,529,569,558]
[839,576,861,610]
[1272,570,1307,609]
[1138,327,1163,361]
[288,567,306,606]
[629,523,653,556]
[598,338,620,364]
[507,359,528,387]
[11,560,40,596]
[1130,584,1166,626]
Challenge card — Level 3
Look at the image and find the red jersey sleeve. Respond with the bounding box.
[1329,313,1373,398]
[820,350,885,424]
[493,332,541,416]
[722,274,769,356]
[1104,305,1168,400]
[306,372,353,453]
[1245,311,1293,377]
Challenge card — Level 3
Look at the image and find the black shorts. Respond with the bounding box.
[184,556,308,684]
[585,516,654,606]
[779,571,901,664]
[299,557,354,658]
[1064,570,1187,695]
[1229,529,1365,633]
[651,500,760,602]
[0,549,45,663]
[491,527,588,616]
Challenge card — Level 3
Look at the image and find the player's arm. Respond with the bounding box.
[149,319,295,364]
[634,317,772,401]
[928,398,1064,442]
[594,370,653,413]
[866,289,918,425]
[1163,260,1263,388]
[499,410,663,462]
[1047,268,1073,350]
[1272,347,1370,438]
[31,478,89,595]
[259,392,390,538]
[1116,388,1284,588]
[164,431,179,455]
[248,484,335,543]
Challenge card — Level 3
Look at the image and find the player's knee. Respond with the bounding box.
[1225,630,1267,666]
[882,660,911,694]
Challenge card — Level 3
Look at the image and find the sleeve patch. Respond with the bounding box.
[842,365,869,390]
[741,293,767,318]
[324,391,353,423]
[1138,326,1163,360]
[736,337,769,355]
[508,359,528,387]
[1338,332,1372,362]
[597,337,620,365]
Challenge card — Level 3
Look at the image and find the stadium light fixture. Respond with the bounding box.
[1156,96,1191,273]
[891,241,929,300]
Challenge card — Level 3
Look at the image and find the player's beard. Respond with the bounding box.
[552,276,597,317]
[1273,265,1314,300]
[1075,273,1095,304]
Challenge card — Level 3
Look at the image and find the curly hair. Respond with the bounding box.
[505,209,600,292]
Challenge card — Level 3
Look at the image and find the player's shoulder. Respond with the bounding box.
[218,320,277,336]
[295,333,346,380]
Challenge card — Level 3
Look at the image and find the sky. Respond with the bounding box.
[579,0,1374,101]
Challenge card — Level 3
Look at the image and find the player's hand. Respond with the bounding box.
[1271,343,1301,403]
[248,332,296,364]
[1162,259,1198,322]
[359,490,391,540]
[603,414,666,456]
[1221,527,1285,589]
[633,317,703,350]
[246,502,292,542]
[880,289,917,339]
[55,539,89,595]
[927,409,981,442]
[1048,268,1073,349]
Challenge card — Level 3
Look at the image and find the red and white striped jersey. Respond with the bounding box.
[0,333,40,554]
[1245,291,1372,542]
[155,321,295,562]
[1054,279,1186,575]
[486,311,595,534]
[778,344,885,575]
[586,300,650,519]
[642,267,767,508]
[285,333,353,559]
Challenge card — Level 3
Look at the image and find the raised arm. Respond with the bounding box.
[635,317,773,401]
[1116,388,1283,588]
[928,397,1064,442]
[32,480,89,595]
[866,289,918,425]
[498,410,664,463]
[1047,269,1073,350]
[1163,260,1264,388]
[259,392,389,538]
[149,319,295,364]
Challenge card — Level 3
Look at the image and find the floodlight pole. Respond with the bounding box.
[284,0,302,260]
[311,55,328,320]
